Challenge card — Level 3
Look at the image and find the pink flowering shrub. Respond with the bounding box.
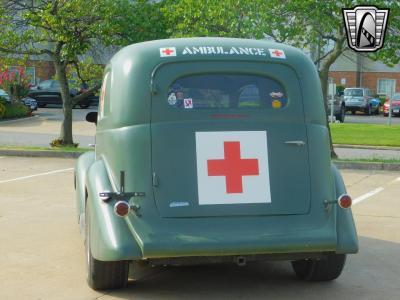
[0,67,31,102]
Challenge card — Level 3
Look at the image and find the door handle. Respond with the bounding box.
[285,140,306,146]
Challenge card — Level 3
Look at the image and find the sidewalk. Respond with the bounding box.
[334,146,400,160]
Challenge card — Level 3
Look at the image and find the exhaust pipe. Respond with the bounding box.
[235,256,246,267]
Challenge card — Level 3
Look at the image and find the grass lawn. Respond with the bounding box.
[330,123,400,147]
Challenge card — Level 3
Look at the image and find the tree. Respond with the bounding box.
[0,0,167,146]
[162,0,400,156]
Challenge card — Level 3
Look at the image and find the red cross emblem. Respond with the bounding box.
[162,48,174,55]
[207,141,259,194]
[196,131,270,205]
[269,48,286,59]
[160,47,177,57]
[272,50,282,57]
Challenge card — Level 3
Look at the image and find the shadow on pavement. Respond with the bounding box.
[102,236,399,300]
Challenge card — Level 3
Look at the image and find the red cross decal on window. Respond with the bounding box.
[272,50,283,57]
[207,141,259,194]
[162,48,174,55]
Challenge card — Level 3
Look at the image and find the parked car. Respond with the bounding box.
[383,93,400,117]
[343,87,380,115]
[28,79,78,107]
[75,38,358,290]
[75,82,99,108]
[21,97,38,111]
[326,94,346,122]
[0,88,37,111]
[0,88,10,101]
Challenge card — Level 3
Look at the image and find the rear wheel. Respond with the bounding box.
[365,105,371,115]
[335,105,345,123]
[292,253,346,281]
[85,204,129,290]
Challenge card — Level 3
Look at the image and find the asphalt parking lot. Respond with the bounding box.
[0,156,399,299]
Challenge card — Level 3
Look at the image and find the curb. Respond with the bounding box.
[0,149,85,158]
[334,144,400,151]
[333,161,400,171]
[0,115,38,124]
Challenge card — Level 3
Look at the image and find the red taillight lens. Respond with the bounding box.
[114,201,130,217]
[338,194,352,209]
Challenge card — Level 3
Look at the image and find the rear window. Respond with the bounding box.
[167,74,288,110]
[344,89,363,97]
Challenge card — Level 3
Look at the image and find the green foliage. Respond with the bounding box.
[0,101,5,118]
[0,102,29,119]
[0,0,167,144]
[162,0,400,65]
[66,58,104,92]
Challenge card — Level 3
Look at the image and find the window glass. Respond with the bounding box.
[99,72,110,118]
[25,67,35,85]
[167,74,287,110]
[344,89,363,97]
[38,80,53,89]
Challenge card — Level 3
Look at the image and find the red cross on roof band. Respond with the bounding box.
[162,48,174,55]
[207,141,259,194]
[272,50,283,56]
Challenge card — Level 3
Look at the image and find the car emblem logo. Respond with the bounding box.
[342,6,389,52]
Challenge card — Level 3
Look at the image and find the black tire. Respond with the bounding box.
[351,110,356,115]
[38,103,46,108]
[365,105,371,115]
[292,253,346,281]
[335,105,345,123]
[85,204,129,290]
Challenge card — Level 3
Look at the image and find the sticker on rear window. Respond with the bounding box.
[168,93,177,105]
[184,98,193,109]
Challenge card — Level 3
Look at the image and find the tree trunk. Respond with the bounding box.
[318,34,346,158]
[54,59,75,146]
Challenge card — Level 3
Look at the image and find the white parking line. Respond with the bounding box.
[0,168,74,184]
[353,187,385,205]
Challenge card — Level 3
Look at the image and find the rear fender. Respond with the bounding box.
[86,159,142,261]
[331,163,359,254]
[75,151,95,227]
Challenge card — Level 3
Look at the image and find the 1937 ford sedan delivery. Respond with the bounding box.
[75,38,358,290]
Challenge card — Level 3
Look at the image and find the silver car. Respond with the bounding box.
[344,87,380,115]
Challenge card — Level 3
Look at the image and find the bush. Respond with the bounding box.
[1,102,29,119]
[0,102,5,118]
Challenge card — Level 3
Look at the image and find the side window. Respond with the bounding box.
[99,72,110,119]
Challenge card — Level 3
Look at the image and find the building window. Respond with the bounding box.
[9,66,36,85]
[377,79,396,98]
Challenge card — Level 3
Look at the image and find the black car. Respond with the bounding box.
[28,80,78,107]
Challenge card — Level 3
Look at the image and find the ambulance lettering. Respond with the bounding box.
[195,131,271,205]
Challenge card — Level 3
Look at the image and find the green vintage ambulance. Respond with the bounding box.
[75,38,358,290]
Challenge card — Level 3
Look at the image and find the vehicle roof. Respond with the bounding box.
[100,38,325,129]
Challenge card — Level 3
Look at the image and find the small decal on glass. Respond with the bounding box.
[168,93,177,105]
[184,98,193,109]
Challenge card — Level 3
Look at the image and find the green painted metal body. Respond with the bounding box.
[75,38,358,262]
